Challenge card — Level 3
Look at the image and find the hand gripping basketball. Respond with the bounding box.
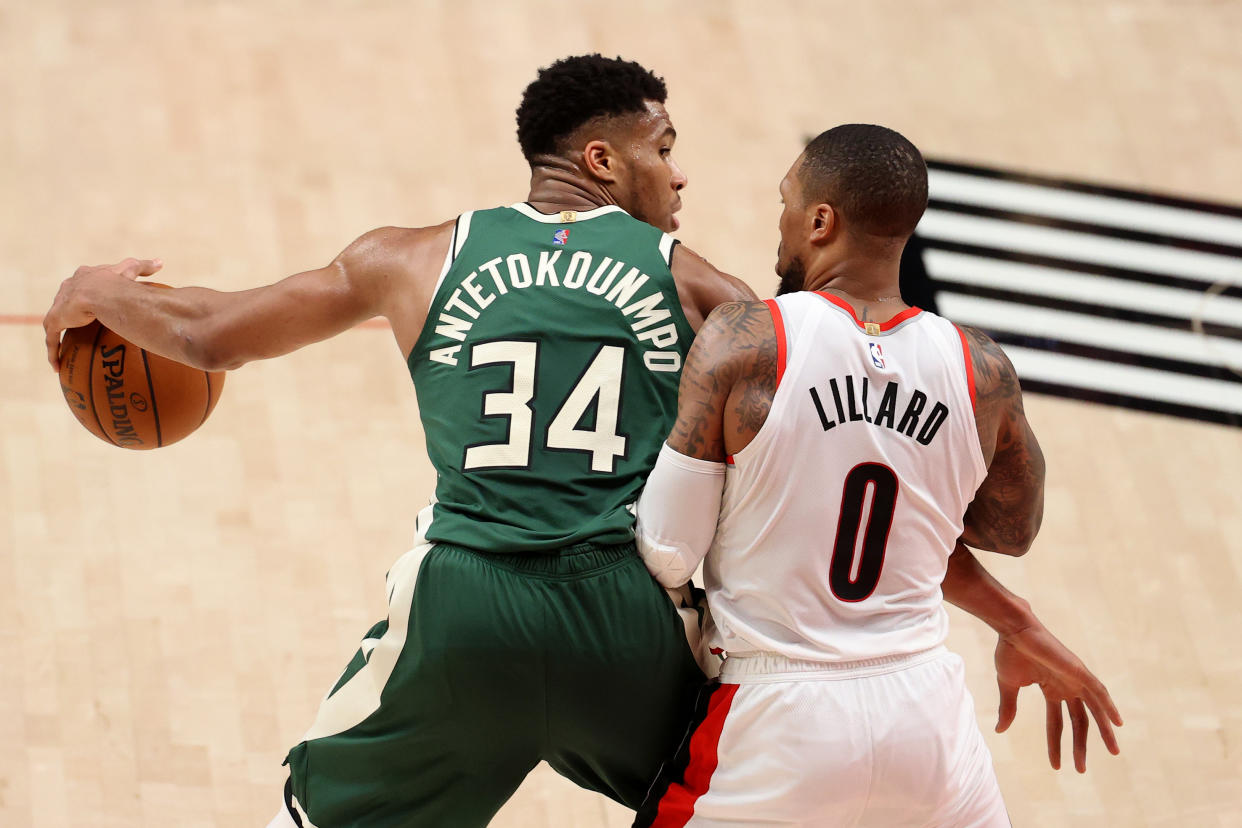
[45,257,164,371]
[50,259,226,449]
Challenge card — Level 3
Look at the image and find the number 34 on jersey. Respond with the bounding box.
[463,341,628,474]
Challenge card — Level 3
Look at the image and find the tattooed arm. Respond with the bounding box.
[667,300,779,461]
[959,325,1046,556]
[950,330,1121,766]
[635,300,776,586]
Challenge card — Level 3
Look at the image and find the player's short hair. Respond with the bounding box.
[516,54,668,163]
[798,125,928,239]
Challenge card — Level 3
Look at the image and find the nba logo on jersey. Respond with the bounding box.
[869,342,886,368]
[553,229,570,245]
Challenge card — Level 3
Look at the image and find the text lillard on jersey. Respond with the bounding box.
[426,250,682,371]
[809,374,951,446]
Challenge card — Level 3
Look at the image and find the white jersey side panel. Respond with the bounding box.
[705,292,988,662]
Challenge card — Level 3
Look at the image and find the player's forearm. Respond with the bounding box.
[77,274,232,370]
[942,542,1036,636]
[73,261,382,371]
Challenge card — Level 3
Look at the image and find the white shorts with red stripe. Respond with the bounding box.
[635,646,1009,828]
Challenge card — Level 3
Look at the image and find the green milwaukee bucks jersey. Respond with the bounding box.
[408,204,695,553]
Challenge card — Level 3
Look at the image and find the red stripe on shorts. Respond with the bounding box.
[649,683,740,827]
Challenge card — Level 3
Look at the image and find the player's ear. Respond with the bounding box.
[809,204,836,244]
[583,139,620,183]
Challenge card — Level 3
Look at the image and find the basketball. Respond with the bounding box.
[57,320,225,449]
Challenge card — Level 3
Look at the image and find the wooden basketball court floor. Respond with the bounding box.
[3,1,1241,825]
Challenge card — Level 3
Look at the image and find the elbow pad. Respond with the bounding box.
[636,443,726,588]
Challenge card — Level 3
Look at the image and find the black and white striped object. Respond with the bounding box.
[901,160,1242,427]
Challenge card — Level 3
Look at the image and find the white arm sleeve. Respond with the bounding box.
[636,442,727,588]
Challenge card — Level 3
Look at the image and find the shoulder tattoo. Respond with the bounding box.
[960,324,1024,424]
[668,301,777,459]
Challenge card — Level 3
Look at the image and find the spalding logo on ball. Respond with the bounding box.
[58,321,225,449]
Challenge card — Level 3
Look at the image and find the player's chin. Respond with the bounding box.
[665,207,682,233]
[662,200,682,233]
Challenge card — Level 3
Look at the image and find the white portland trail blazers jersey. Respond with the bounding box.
[706,291,987,663]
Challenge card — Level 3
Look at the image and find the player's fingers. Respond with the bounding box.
[1086,696,1121,756]
[115,258,163,279]
[1045,696,1063,770]
[1069,698,1090,773]
[114,257,140,275]
[996,681,1019,733]
[44,317,61,371]
[1091,682,1124,727]
[1077,668,1124,728]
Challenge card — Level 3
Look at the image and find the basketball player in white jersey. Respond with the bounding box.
[633,125,1122,827]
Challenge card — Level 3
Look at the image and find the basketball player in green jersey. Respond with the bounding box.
[45,55,1116,826]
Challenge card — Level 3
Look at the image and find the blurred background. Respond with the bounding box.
[3,1,1240,825]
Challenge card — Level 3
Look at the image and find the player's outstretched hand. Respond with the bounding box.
[45,258,163,370]
[993,623,1123,773]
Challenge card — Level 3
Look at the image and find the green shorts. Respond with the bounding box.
[282,540,705,827]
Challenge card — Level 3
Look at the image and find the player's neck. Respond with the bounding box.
[526,161,616,216]
[805,265,908,320]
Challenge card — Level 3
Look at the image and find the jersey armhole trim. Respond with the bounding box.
[953,324,977,413]
[659,234,679,267]
[428,211,473,310]
[453,210,473,258]
[763,298,787,389]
